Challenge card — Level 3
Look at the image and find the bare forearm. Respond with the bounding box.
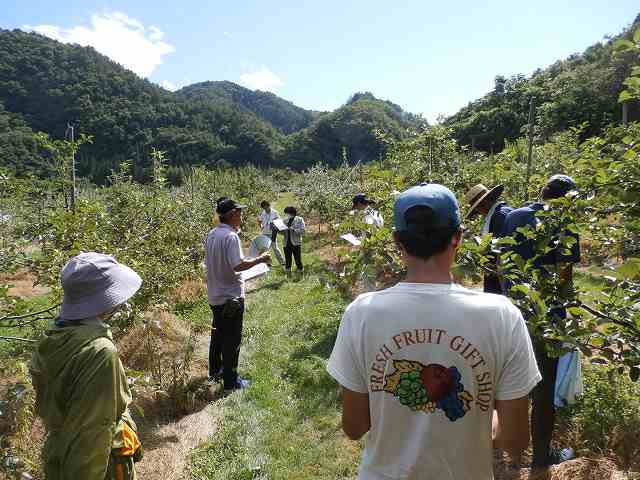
[233,256,266,272]
[493,398,530,457]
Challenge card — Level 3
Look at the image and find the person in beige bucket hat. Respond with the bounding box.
[30,252,143,480]
[463,184,513,294]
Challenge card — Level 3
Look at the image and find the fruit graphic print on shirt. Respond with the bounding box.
[383,359,473,421]
[368,328,494,414]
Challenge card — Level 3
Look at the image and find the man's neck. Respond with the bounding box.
[403,257,453,284]
[222,221,240,231]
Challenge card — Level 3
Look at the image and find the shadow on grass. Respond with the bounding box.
[285,327,341,417]
[133,375,226,450]
[246,279,286,294]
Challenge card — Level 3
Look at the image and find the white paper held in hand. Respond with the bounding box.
[271,218,288,231]
[340,233,361,246]
[241,262,270,281]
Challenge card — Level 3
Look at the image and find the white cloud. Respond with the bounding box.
[239,68,284,92]
[160,80,178,91]
[159,78,190,92]
[25,12,174,78]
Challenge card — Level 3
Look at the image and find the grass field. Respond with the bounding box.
[188,247,363,480]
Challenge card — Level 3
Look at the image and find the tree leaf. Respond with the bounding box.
[614,39,635,52]
[619,90,633,103]
[617,258,640,279]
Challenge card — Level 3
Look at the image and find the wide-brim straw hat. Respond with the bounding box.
[59,252,142,320]
[464,184,505,218]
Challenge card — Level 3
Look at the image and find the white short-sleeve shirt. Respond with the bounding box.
[204,223,245,305]
[327,282,541,480]
[259,209,281,235]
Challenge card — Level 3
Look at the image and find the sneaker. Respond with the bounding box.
[548,447,574,465]
[224,377,252,393]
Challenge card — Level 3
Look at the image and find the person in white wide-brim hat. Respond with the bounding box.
[30,252,143,480]
[463,183,513,294]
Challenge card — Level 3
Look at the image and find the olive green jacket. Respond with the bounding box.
[30,321,137,480]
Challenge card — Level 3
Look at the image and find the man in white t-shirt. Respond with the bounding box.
[258,200,285,266]
[327,183,541,480]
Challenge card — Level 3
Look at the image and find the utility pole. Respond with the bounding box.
[525,97,536,199]
[66,123,76,210]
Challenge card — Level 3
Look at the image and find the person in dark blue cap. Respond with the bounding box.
[502,174,580,470]
[327,183,540,479]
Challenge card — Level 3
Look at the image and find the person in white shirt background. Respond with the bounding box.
[352,193,384,228]
[327,183,541,480]
[350,193,384,291]
[257,200,285,266]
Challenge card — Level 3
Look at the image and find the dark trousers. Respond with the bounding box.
[209,298,244,389]
[284,243,303,271]
[531,341,559,467]
[483,273,503,294]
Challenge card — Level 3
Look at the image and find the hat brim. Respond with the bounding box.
[59,264,142,320]
[466,185,504,219]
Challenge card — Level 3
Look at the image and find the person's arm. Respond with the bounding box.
[341,387,370,440]
[494,304,542,456]
[233,252,270,272]
[326,304,369,440]
[293,217,305,234]
[226,232,270,272]
[493,396,530,457]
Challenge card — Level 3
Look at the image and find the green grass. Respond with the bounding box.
[273,192,298,213]
[558,362,640,469]
[188,266,362,479]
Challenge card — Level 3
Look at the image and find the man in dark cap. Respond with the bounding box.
[503,174,580,471]
[464,184,513,294]
[205,198,271,391]
[352,193,384,228]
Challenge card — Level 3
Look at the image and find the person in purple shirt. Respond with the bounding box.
[502,174,580,471]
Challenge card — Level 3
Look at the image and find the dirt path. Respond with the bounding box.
[131,330,217,480]
[132,278,265,480]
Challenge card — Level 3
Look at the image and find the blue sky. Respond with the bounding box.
[4,1,639,122]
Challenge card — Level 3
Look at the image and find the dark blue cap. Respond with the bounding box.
[545,174,577,198]
[394,183,461,232]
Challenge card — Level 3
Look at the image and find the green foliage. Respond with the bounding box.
[614,27,640,102]
[446,20,640,150]
[282,92,425,168]
[176,80,316,135]
[0,29,283,182]
[1,151,281,324]
[558,363,640,467]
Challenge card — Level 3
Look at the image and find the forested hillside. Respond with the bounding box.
[0,29,284,182]
[3,13,640,181]
[0,30,421,182]
[446,14,640,151]
[282,92,425,168]
[176,81,318,134]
